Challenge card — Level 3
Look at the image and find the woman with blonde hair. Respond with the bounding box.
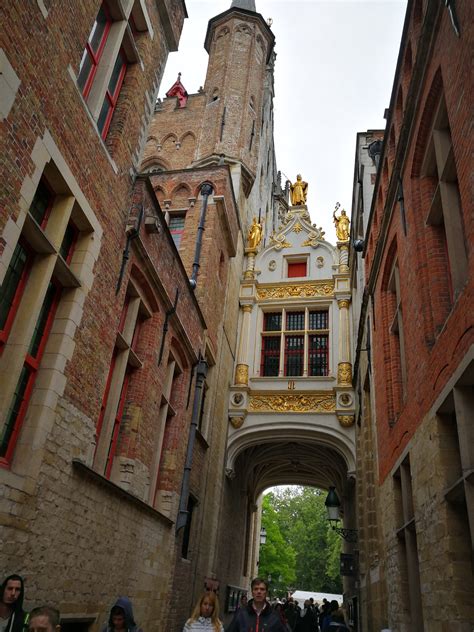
[183,592,223,632]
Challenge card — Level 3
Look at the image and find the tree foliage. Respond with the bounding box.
[258,486,342,594]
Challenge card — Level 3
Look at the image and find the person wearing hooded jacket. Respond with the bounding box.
[226,578,286,632]
[0,574,29,632]
[101,597,143,632]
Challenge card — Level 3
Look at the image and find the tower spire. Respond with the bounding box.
[230,0,256,11]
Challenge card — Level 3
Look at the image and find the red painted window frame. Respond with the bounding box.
[95,350,117,446]
[104,369,130,479]
[260,335,281,377]
[0,239,34,353]
[99,49,127,140]
[169,214,186,248]
[30,177,55,229]
[308,334,329,376]
[1,279,62,468]
[284,334,304,377]
[80,4,112,99]
[60,221,80,264]
[287,261,307,278]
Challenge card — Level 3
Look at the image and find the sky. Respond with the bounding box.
[160,0,407,239]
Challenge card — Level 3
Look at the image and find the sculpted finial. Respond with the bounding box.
[290,174,308,206]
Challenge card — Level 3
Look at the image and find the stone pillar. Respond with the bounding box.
[244,248,257,280]
[338,242,349,273]
[337,298,352,386]
[235,304,253,385]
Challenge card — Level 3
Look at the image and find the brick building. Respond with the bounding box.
[352,1,473,630]
[0,0,216,629]
[0,0,282,631]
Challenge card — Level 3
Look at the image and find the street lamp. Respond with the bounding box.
[325,486,358,543]
[260,526,267,545]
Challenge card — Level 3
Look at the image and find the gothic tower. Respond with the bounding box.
[195,1,275,196]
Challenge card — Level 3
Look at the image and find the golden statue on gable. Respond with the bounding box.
[290,174,308,206]
[333,203,350,241]
[247,217,263,249]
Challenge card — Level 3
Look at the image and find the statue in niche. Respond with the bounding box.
[333,203,350,241]
[247,217,263,249]
[290,174,308,206]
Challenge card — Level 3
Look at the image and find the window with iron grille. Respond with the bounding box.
[260,336,280,377]
[285,335,304,376]
[260,308,330,378]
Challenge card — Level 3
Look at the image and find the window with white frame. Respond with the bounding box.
[260,308,330,377]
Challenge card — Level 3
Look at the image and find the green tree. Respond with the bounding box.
[261,486,342,593]
[258,493,296,595]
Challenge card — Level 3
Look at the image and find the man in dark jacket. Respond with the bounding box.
[227,578,286,632]
[0,575,28,632]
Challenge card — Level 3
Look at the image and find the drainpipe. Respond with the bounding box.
[176,356,208,532]
[189,183,213,289]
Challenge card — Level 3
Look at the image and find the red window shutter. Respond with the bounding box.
[287,261,307,278]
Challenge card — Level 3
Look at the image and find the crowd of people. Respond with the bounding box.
[1,575,350,632]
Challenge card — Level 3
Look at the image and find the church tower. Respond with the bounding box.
[195,2,275,195]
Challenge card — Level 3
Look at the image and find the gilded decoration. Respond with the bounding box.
[338,299,350,309]
[338,415,355,428]
[270,233,292,249]
[243,270,255,280]
[333,202,350,242]
[290,175,308,206]
[302,226,325,247]
[235,364,249,385]
[249,393,336,413]
[286,209,311,223]
[241,304,253,313]
[257,281,334,300]
[293,221,303,234]
[337,362,353,385]
[247,217,263,249]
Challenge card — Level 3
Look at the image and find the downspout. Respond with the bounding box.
[189,183,213,289]
[176,356,208,532]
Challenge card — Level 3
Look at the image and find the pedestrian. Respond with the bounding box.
[295,601,313,632]
[327,609,349,631]
[320,601,339,632]
[28,607,60,632]
[183,592,223,632]
[102,597,142,632]
[226,578,286,632]
[0,574,29,632]
[283,598,298,632]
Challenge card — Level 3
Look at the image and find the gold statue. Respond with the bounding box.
[248,217,263,249]
[333,204,350,241]
[290,174,308,206]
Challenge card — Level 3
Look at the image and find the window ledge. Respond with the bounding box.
[72,458,173,526]
[195,428,209,449]
[395,517,415,538]
[444,471,473,504]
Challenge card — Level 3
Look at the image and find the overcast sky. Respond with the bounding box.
[160,0,407,239]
